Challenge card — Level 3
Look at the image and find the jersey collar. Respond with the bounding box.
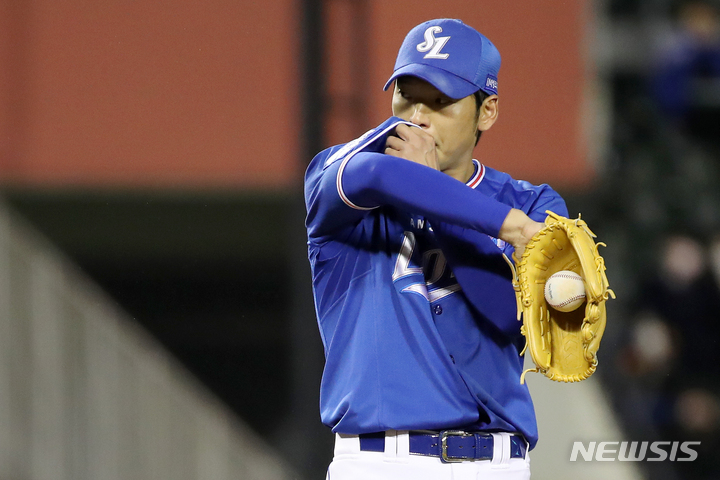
[465,159,485,189]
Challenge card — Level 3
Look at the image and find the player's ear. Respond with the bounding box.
[477,95,499,132]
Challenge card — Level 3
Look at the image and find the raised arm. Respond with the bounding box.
[305,117,542,250]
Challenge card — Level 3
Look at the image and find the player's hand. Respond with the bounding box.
[498,209,544,258]
[384,124,440,170]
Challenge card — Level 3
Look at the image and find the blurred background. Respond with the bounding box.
[0,0,718,479]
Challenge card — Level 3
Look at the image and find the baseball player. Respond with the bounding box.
[304,19,568,479]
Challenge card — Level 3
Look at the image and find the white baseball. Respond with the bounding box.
[544,270,586,312]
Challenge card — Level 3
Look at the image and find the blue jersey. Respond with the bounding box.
[304,117,567,449]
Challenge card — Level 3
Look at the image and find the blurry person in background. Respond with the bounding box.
[651,0,720,146]
[625,234,720,478]
[614,311,678,438]
[710,233,720,285]
[636,235,720,378]
[672,387,720,478]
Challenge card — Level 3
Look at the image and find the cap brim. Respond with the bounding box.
[383,64,479,100]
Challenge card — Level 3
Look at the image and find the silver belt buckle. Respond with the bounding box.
[440,430,474,463]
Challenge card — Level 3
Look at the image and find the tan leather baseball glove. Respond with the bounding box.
[508,211,615,383]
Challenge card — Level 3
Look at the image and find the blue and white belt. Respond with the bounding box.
[358,430,528,463]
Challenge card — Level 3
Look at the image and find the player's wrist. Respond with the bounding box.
[498,209,543,255]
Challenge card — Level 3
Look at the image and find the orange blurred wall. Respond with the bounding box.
[0,0,592,189]
[0,0,300,188]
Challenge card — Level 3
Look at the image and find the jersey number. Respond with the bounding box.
[392,231,461,302]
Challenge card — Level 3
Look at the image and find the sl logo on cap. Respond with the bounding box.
[416,26,450,60]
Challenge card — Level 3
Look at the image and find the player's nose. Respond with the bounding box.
[410,103,431,128]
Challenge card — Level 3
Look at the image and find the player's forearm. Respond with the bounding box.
[498,208,544,257]
[342,152,512,237]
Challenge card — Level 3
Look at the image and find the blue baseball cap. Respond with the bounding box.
[383,19,501,99]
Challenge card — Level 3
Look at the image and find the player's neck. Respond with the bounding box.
[442,157,476,184]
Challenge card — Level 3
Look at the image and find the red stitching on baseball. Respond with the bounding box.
[556,295,585,307]
[551,273,581,280]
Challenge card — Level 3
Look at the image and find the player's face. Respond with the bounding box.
[391,77,497,178]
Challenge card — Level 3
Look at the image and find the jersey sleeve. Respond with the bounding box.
[305,117,422,243]
[340,153,512,235]
[305,117,514,243]
[304,146,371,242]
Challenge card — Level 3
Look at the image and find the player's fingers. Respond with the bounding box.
[385,135,404,151]
[384,146,402,157]
[396,124,428,142]
[394,124,412,141]
[400,124,436,150]
[398,124,425,142]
